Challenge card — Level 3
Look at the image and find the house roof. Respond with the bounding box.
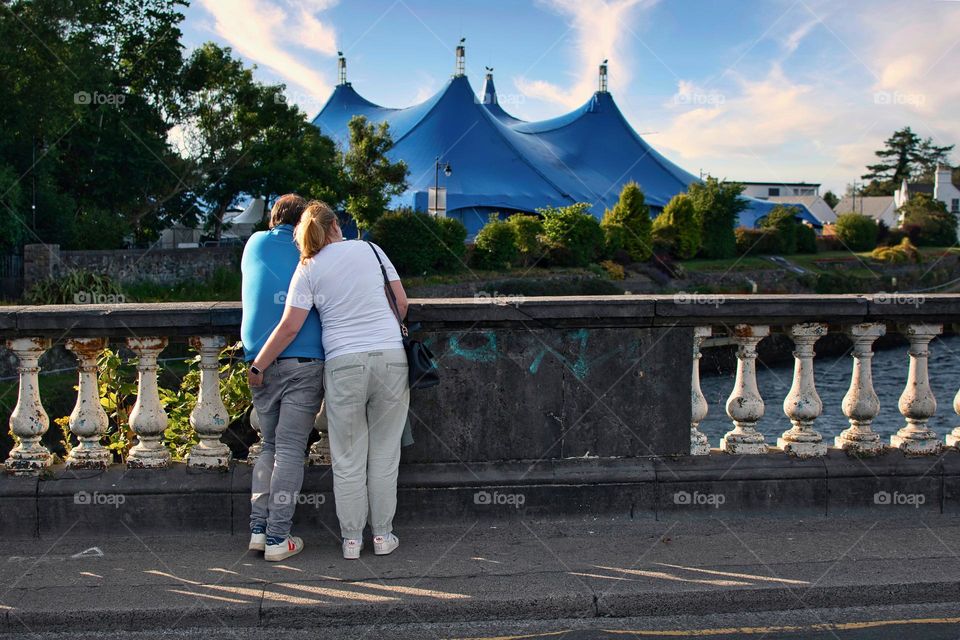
[738,181,820,187]
[834,195,895,219]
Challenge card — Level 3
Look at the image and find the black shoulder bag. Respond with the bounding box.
[366,242,440,390]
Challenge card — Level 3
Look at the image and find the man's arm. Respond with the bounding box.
[248,305,310,386]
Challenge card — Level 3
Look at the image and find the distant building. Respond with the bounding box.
[739,181,820,200]
[834,195,898,228]
[894,164,960,217]
[766,195,837,225]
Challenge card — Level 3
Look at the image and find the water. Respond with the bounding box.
[698,334,960,444]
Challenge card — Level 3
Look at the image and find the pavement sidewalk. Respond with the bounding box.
[2,514,960,636]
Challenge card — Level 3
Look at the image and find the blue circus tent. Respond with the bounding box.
[312,57,817,235]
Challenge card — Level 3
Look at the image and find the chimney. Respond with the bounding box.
[935,163,952,194]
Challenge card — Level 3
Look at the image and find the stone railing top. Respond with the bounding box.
[0,294,957,338]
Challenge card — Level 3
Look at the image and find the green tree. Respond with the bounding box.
[506,214,545,266]
[472,214,518,270]
[759,205,800,254]
[341,116,409,237]
[861,127,954,194]
[652,193,700,259]
[687,177,746,259]
[834,213,879,251]
[900,193,958,246]
[823,191,840,209]
[434,217,468,272]
[600,182,652,261]
[538,203,604,267]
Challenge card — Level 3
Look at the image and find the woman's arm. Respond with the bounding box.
[248,305,310,387]
[390,279,408,319]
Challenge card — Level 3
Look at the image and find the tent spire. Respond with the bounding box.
[482,66,496,105]
[455,38,466,77]
[599,59,608,93]
[337,51,348,86]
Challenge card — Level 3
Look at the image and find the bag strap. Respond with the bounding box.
[366,241,408,338]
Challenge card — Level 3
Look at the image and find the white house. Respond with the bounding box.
[834,195,898,228]
[739,181,820,200]
[767,195,837,225]
[894,164,960,217]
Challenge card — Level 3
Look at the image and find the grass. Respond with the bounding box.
[123,267,241,302]
[681,256,776,272]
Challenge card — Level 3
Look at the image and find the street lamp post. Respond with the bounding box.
[434,157,452,215]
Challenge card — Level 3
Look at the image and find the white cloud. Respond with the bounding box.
[197,0,338,106]
[514,0,658,109]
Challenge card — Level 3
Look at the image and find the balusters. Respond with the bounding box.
[187,336,232,470]
[65,338,111,469]
[891,323,942,455]
[126,337,171,468]
[690,326,711,455]
[778,323,828,458]
[836,323,886,455]
[309,400,332,465]
[5,338,52,474]
[721,324,770,454]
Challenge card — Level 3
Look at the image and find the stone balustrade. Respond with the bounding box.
[2,295,960,476]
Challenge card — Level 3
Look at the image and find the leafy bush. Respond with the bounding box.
[599,260,625,280]
[735,228,781,255]
[538,202,604,267]
[601,182,652,261]
[900,193,958,246]
[471,214,518,270]
[652,194,700,259]
[371,209,466,275]
[24,269,125,305]
[434,217,468,272]
[871,237,921,264]
[506,214,545,266]
[688,177,747,259]
[796,224,818,254]
[758,206,800,254]
[834,213,879,251]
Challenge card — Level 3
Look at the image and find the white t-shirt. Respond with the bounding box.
[287,240,403,361]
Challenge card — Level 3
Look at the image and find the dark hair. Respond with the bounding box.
[269,194,308,228]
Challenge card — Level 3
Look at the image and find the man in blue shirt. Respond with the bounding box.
[241,194,324,561]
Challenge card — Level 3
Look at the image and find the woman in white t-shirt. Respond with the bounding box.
[249,201,410,560]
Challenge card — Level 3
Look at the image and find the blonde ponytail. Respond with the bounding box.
[295,201,337,263]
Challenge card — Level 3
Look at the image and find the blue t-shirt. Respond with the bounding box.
[240,225,324,361]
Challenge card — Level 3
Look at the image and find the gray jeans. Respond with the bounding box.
[325,349,409,539]
[250,358,324,538]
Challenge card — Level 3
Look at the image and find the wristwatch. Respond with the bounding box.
[250,365,262,376]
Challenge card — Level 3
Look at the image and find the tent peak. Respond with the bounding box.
[454,38,466,77]
[337,52,348,86]
[599,59,609,93]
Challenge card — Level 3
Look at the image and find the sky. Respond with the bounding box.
[181,0,960,195]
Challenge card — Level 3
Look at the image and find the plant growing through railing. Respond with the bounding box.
[24,269,125,305]
[56,343,252,463]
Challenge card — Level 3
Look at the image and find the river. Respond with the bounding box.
[698,334,960,444]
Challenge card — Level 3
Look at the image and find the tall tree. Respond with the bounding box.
[341,116,409,237]
[822,191,840,209]
[687,177,746,259]
[861,126,953,195]
[601,181,652,261]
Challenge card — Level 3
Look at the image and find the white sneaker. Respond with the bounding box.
[265,536,303,562]
[373,533,399,556]
[249,532,266,552]
[342,538,363,560]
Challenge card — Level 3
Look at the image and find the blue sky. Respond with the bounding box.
[182,0,960,194]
